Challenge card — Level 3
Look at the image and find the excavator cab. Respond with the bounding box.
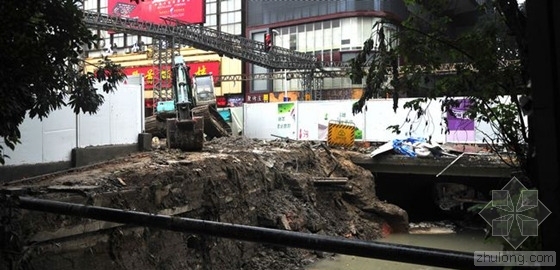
[192,74,216,107]
[166,56,204,151]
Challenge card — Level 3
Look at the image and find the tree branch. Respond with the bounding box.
[399,24,475,62]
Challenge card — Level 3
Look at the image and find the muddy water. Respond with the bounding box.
[307,229,502,270]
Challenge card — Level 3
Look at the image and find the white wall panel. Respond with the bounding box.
[79,82,143,147]
[78,93,112,147]
[43,129,75,162]
[363,98,408,142]
[297,100,365,141]
[476,120,499,143]
[1,117,43,165]
[109,85,143,144]
[42,105,76,162]
[2,79,143,166]
[230,107,244,136]
[363,98,445,143]
[242,98,508,145]
[244,102,298,140]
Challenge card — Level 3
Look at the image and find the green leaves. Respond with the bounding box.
[386,125,401,135]
[351,21,398,116]
[0,0,126,165]
[350,0,530,179]
[96,57,127,93]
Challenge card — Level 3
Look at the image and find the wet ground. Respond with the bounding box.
[308,227,502,270]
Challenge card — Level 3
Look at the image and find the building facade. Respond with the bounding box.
[82,0,244,113]
[81,0,414,107]
[245,0,408,101]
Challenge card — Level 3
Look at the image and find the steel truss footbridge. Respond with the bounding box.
[82,11,351,104]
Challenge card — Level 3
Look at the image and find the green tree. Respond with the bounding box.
[0,0,126,164]
[351,0,532,180]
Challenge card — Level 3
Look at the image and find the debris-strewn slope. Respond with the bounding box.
[1,137,408,270]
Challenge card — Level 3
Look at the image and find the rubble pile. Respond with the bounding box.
[1,137,408,270]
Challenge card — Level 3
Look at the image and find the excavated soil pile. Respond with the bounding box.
[1,137,408,270]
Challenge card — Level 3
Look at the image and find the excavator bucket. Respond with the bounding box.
[166,116,204,151]
[146,105,230,141]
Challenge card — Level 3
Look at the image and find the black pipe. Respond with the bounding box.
[15,196,496,270]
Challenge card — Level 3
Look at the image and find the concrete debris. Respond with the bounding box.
[409,221,456,234]
[116,177,126,186]
[1,136,408,270]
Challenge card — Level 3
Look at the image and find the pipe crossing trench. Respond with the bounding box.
[4,196,503,270]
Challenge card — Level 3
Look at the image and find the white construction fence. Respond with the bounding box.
[243,97,502,144]
[1,76,144,166]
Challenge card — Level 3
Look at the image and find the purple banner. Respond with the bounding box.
[447,99,475,142]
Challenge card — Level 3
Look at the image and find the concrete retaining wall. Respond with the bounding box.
[1,135,152,182]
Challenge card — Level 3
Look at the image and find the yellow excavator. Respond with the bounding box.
[148,55,231,150]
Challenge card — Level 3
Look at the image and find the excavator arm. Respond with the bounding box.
[165,56,204,151]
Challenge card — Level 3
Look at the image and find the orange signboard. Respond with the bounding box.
[123,61,220,90]
[123,66,170,89]
[189,61,220,84]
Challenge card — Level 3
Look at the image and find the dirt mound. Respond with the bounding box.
[1,137,408,270]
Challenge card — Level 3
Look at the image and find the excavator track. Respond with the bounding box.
[192,105,231,140]
[145,106,231,140]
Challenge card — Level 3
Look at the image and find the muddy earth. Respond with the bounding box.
[0,137,408,270]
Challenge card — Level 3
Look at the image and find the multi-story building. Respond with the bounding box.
[82,0,244,115]
[245,0,408,101]
[244,0,489,102]
[81,1,485,111]
[82,1,412,107]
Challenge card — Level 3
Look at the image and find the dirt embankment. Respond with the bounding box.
[1,137,408,270]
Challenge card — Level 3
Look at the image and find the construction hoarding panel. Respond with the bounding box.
[446,98,475,143]
[242,97,509,144]
[296,101,365,141]
[79,83,144,147]
[243,102,282,139]
[275,102,298,139]
[1,78,144,166]
[108,0,205,25]
[362,98,446,143]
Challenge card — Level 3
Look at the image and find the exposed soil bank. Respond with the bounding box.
[1,137,408,270]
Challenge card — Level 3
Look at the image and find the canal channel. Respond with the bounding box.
[307,228,502,269]
[322,155,511,269]
[308,172,505,269]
